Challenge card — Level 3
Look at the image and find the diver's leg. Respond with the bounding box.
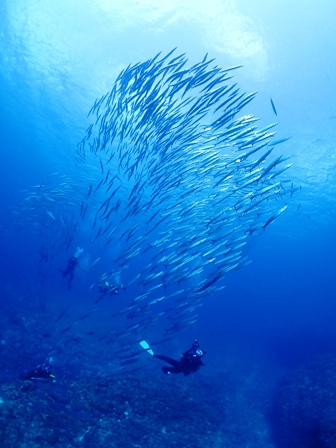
[67,272,74,289]
[154,355,181,369]
[162,365,182,374]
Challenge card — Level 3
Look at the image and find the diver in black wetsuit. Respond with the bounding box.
[96,281,123,303]
[98,281,123,297]
[20,359,55,382]
[59,256,79,289]
[154,340,206,376]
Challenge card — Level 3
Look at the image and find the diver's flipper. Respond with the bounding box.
[140,340,154,356]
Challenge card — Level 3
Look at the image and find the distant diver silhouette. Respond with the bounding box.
[59,248,84,289]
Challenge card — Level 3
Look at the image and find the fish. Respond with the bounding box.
[95,178,104,191]
[45,209,56,220]
[87,183,93,199]
[55,308,68,323]
[91,226,102,242]
[272,137,291,146]
[149,337,173,346]
[125,273,141,289]
[119,357,142,367]
[197,275,221,292]
[270,97,277,116]
[263,205,288,229]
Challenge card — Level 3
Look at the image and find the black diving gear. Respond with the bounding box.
[59,256,79,289]
[20,360,55,382]
[98,281,122,296]
[94,272,123,302]
[154,340,205,376]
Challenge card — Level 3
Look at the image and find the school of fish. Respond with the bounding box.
[15,50,294,364]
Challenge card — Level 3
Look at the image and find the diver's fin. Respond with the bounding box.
[140,340,154,356]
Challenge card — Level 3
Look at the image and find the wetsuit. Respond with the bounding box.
[154,343,205,376]
[20,364,55,381]
[59,257,78,289]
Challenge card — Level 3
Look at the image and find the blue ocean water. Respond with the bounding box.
[1,1,336,446]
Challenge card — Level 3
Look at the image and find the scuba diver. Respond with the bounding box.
[20,358,55,382]
[59,247,84,289]
[154,340,206,376]
[93,271,123,302]
[98,280,122,296]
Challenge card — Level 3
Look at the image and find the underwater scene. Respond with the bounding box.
[1,1,336,447]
